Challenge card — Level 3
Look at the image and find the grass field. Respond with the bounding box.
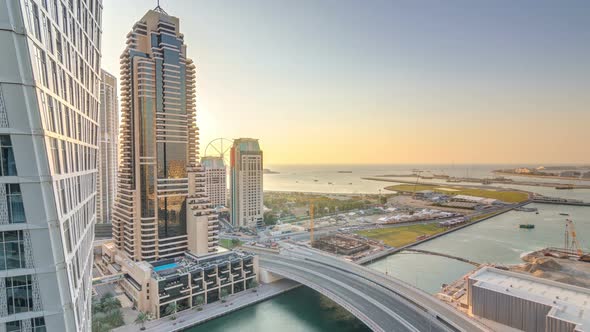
[385,184,529,203]
[219,238,242,249]
[357,224,445,248]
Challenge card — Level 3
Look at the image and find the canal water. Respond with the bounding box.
[189,165,590,332]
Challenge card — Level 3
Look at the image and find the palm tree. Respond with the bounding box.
[101,297,121,313]
[104,308,124,328]
[220,288,230,303]
[193,294,205,311]
[165,303,178,320]
[135,311,149,331]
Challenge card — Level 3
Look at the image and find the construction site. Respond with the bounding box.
[437,218,590,312]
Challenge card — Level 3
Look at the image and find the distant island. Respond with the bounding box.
[337,170,353,173]
[263,168,280,174]
[493,166,590,181]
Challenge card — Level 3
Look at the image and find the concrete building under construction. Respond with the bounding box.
[313,235,370,256]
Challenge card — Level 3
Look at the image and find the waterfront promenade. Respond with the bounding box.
[113,279,300,332]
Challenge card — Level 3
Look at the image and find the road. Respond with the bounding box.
[264,245,489,332]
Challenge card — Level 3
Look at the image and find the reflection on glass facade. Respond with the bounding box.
[157,196,187,237]
[112,8,217,261]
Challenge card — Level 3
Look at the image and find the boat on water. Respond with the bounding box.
[560,213,570,216]
[519,224,535,229]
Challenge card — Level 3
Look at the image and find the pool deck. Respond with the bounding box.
[113,278,301,332]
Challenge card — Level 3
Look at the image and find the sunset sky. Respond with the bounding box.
[101,0,590,165]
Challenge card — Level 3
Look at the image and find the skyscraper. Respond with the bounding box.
[0,0,102,330]
[230,138,264,228]
[97,70,118,224]
[202,156,227,208]
[112,8,219,261]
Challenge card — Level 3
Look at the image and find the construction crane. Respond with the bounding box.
[412,170,423,199]
[565,219,583,256]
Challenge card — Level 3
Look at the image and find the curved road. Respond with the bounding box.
[259,245,488,332]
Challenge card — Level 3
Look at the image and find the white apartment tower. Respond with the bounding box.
[97,70,118,224]
[0,0,102,331]
[230,138,263,228]
[112,8,219,261]
[202,156,227,208]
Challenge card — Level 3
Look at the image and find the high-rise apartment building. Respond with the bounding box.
[112,8,219,261]
[202,156,227,208]
[230,138,264,228]
[0,0,102,331]
[97,70,118,224]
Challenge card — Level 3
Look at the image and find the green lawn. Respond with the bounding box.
[219,238,242,249]
[357,224,444,248]
[385,184,529,203]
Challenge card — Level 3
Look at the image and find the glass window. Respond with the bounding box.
[6,274,33,315]
[6,321,21,332]
[0,230,26,270]
[32,2,42,41]
[0,135,17,176]
[33,317,47,332]
[7,184,26,224]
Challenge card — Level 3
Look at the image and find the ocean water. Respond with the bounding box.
[263,164,590,195]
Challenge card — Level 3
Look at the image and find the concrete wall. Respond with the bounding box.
[259,268,283,284]
[470,284,551,332]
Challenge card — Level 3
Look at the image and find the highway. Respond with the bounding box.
[259,245,488,332]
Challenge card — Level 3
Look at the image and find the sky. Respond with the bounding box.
[101,0,590,165]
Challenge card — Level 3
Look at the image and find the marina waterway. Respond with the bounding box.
[190,164,590,332]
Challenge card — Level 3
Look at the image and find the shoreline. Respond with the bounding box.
[493,170,590,182]
[359,200,532,265]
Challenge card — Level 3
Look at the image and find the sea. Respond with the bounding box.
[188,164,590,332]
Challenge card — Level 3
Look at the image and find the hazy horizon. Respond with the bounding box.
[102,0,590,165]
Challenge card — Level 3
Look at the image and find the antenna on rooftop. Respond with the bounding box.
[154,0,168,15]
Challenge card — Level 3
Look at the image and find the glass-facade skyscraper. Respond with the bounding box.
[113,7,219,262]
[0,0,102,330]
[97,69,118,224]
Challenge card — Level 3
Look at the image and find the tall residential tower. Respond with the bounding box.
[112,8,219,261]
[97,70,118,224]
[202,156,227,208]
[230,138,264,228]
[0,0,102,330]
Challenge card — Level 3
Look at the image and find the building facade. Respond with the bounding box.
[0,0,102,331]
[112,8,219,262]
[230,138,263,228]
[98,245,258,319]
[202,156,226,208]
[468,266,590,332]
[97,69,118,224]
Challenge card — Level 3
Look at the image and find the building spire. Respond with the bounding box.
[154,0,168,15]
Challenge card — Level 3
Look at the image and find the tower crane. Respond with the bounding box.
[565,219,590,262]
[565,219,582,256]
[412,170,423,199]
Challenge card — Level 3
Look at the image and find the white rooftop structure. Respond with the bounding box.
[469,267,590,331]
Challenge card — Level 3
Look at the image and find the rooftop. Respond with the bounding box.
[150,251,253,279]
[470,267,590,330]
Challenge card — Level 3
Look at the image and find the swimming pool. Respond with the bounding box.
[153,263,178,272]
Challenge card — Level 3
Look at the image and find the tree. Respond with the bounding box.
[100,294,122,313]
[135,312,149,331]
[165,303,178,320]
[248,279,258,291]
[104,309,124,328]
[220,287,230,303]
[263,211,277,226]
[193,294,205,311]
[231,238,240,248]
